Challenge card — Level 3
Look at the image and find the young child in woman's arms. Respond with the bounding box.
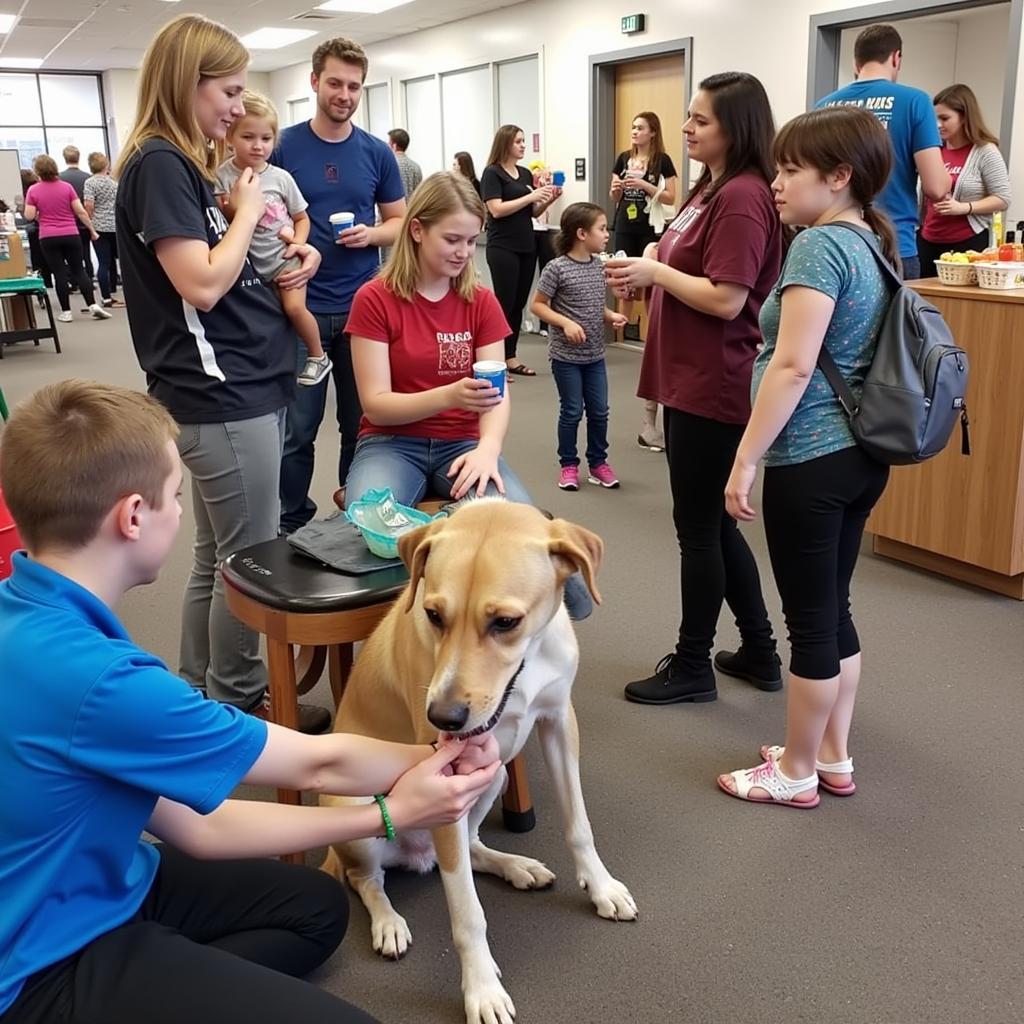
[217,91,331,387]
[531,202,627,492]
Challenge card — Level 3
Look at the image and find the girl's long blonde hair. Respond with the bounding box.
[115,14,249,182]
[380,172,486,302]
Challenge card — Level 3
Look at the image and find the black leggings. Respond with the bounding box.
[3,845,379,1024]
[664,407,775,672]
[486,245,536,361]
[39,234,95,312]
[93,231,119,300]
[762,446,889,680]
[917,227,989,271]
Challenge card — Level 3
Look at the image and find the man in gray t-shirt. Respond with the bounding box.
[215,161,308,280]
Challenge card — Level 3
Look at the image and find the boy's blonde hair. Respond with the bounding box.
[380,171,485,302]
[0,380,179,553]
[228,90,279,142]
[114,14,249,183]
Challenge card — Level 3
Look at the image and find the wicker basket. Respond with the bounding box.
[933,261,977,286]
[975,262,1024,290]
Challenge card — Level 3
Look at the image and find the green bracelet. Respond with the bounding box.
[374,793,396,842]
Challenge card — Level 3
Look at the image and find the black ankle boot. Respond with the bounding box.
[624,654,717,705]
[713,648,783,692]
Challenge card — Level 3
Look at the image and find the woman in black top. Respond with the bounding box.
[610,111,678,448]
[114,14,328,731]
[481,124,559,376]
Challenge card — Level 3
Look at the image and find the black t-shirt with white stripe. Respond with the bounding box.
[116,139,295,423]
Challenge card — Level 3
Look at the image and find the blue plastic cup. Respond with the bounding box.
[552,170,566,187]
[330,211,355,241]
[472,359,506,397]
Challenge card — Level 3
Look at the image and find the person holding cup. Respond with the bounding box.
[344,171,592,620]
[481,125,561,377]
[609,111,678,451]
[271,36,407,531]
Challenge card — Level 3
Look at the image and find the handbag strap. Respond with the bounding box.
[812,222,899,418]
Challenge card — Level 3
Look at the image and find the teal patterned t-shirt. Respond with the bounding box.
[753,224,889,466]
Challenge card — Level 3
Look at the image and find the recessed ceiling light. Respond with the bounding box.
[315,0,413,13]
[239,27,317,49]
[1,57,43,68]
[0,14,17,33]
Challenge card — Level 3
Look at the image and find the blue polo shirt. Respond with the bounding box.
[816,79,942,259]
[0,553,268,1014]
[272,121,405,314]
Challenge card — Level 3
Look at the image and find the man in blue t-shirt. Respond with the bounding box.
[816,23,950,280]
[273,37,407,533]
[0,381,500,1024]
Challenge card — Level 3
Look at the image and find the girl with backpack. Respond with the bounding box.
[719,105,894,808]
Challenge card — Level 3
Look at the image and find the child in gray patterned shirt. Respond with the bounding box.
[531,203,628,491]
[217,91,332,387]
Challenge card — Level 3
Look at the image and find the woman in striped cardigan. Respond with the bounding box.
[917,83,1011,268]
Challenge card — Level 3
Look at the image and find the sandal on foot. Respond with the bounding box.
[717,758,820,809]
[760,745,856,796]
[507,363,536,376]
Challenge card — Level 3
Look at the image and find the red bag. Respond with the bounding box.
[0,487,23,580]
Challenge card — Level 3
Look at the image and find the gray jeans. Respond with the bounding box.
[176,411,285,707]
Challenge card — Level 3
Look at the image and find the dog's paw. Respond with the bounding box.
[470,845,556,890]
[370,911,413,960]
[578,874,638,922]
[501,854,556,891]
[464,980,516,1024]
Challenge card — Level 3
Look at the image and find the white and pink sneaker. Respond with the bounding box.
[587,463,620,489]
[558,466,580,491]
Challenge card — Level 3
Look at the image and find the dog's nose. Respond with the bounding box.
[427,701,470,733]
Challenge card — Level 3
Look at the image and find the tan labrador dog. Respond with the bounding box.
[321,499,636,1024]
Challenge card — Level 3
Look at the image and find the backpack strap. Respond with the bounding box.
[813,222,900,419]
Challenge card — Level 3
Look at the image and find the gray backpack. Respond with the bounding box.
[815,223,971,466]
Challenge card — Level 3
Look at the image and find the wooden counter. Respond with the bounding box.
[867,277,1024,598]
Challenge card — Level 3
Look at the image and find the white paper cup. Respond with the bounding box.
[330,211,355,240]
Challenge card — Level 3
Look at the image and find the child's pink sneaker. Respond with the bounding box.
[558,466,580,491]
[587,463,620,489]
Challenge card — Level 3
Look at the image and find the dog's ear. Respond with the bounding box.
[397,519,444,612]
[547,519,603,605]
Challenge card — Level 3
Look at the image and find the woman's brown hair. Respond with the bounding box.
[114,14,249,182]
[933,83,999,147]
[686,72,776,205]
[628,111,667,173]
[773,106,899,268]
[485,125,522,169]
[32,155,59,182]
[379,172,486,302]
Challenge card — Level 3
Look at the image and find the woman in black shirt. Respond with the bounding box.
[610,110,678,449]
[480,124,559,376]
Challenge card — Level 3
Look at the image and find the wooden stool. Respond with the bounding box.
[222,535,535,864]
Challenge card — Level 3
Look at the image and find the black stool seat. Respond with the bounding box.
[221,537,409,613]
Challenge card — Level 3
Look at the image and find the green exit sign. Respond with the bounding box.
[621,13,646,34]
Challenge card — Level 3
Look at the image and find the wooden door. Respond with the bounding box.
[612,54,686,342]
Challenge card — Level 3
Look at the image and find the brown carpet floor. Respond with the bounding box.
[1,287,1022,1024]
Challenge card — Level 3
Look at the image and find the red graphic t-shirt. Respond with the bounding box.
[639,173,782,425]
[345,278,510,440]
[921,143,975,244]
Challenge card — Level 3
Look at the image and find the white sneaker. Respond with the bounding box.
[89,304,112,320]
[298,353,332,386]
[57,311,73,322]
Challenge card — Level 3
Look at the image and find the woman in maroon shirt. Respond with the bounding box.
[607,72,783,705]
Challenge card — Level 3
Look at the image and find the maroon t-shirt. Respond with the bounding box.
[638,172,781,425]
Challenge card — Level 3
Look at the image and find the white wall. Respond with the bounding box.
[95,0,1021,214]
[839,20,960,98]
[103,69,271,159]
[267,0,1020,213]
